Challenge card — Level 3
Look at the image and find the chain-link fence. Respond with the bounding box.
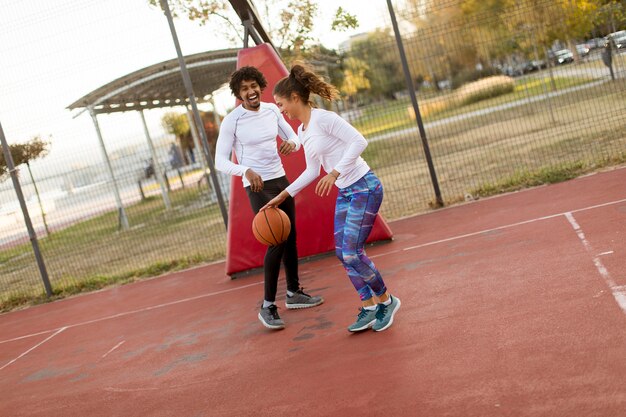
[2,0,625,309]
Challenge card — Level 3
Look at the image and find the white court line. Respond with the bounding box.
[565,212,626,315]
[0,281,262,345]
[101,341,125,360]
[401,197,626,253]
[2,197,626,345]
[0,329,55,345]
[0,327,67,371]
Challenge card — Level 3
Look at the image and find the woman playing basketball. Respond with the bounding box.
[261,64,401,332]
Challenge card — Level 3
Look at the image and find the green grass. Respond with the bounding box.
[471,153,626,198]
[0,186,227,311]
[351,75,594,138]
[1,254,206,312]
[362,80,626,218]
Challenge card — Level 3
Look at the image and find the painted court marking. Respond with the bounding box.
[0,282,263,345]
[400,197,626,253]
[0,327,67,371]
[101,340,125,360]
[565,212,626,315]
[1,197,625,370]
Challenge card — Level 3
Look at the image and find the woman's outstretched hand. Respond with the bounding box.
[260,190,289,211]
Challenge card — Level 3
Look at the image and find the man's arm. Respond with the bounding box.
[214,116,249,176]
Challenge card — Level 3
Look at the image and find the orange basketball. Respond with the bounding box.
[252,207,291,246]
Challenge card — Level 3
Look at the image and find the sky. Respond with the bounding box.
[0,0,390,178]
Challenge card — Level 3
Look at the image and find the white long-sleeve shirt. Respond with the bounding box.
[285,108,370,196]
[215,102,299,187]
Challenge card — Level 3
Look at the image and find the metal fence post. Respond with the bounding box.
[386,0,444,207]
[160,0,229,228]
[0,121,53,297]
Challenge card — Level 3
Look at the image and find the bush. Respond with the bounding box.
[454,76,515,106]
[407,75,515,121]
[451,67,501,89]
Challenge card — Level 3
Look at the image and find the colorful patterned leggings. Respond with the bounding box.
[334,171,386,301]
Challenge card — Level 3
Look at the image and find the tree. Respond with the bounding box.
[148,0,358,57]
[349,30,405,99]
[0,136,51,235]
[340,57,371,106]
[162,112,193,164]
[161,110,220,165]
[594,0,626,34]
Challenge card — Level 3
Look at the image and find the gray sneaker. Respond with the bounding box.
[258,304,285,330]
[348,308,377,332]
[372,295,401,332]
[285,288,324,309]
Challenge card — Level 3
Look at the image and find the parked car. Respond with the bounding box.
[586,37,606,49]
[576,44,590,58]
[607,30,626,49]
[551,49,574,65]
[523,59,547,73]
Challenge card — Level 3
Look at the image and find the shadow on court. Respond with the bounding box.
[1,167,626,417]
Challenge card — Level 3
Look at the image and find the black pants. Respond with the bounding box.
[246,176,300,302]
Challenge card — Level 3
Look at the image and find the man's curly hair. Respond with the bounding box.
[229,66,267,99]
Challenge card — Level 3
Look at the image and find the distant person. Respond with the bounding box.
[215,66,323,330]
[262,64,401,332]
[168,143,183,170]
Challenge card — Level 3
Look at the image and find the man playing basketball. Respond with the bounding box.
[215,66,323,330]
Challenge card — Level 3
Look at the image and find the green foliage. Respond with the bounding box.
[349,30,405,99]
[340,57,371,100]
[161,111,190,137]
[0,136,50,181]
[147,1,360,56]
[594,1,626,33]
[331,7,359,32]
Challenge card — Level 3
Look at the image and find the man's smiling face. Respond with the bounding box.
[239,79,262,111]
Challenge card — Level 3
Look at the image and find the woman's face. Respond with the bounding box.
[274,93,301,121]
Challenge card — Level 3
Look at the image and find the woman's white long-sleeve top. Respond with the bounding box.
[285,108,370,196]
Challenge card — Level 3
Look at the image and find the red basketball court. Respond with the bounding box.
[1,167,626,417]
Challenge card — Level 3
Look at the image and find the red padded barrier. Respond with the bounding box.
[225,44,393,276]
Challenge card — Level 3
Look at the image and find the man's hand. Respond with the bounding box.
[245,169,264,192]
[278,140,296,155]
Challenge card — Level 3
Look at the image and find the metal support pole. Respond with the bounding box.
[160,0,228,228]
[209,96,222,129]
[185,108,211,188]
[242,12,263,46]
[0,121,53,297]
[386,0,443,207]
[139,110,171,209]
[88,109,130,230]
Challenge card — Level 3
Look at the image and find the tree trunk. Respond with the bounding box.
[26,162,50,236]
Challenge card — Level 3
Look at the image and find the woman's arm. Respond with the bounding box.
[261,151,321,209]
[324,113,368,176]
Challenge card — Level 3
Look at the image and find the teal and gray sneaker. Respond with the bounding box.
[372,295,401,332]
[285,288,324,309]
[348,307,377,332]
[258,304,285,330]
